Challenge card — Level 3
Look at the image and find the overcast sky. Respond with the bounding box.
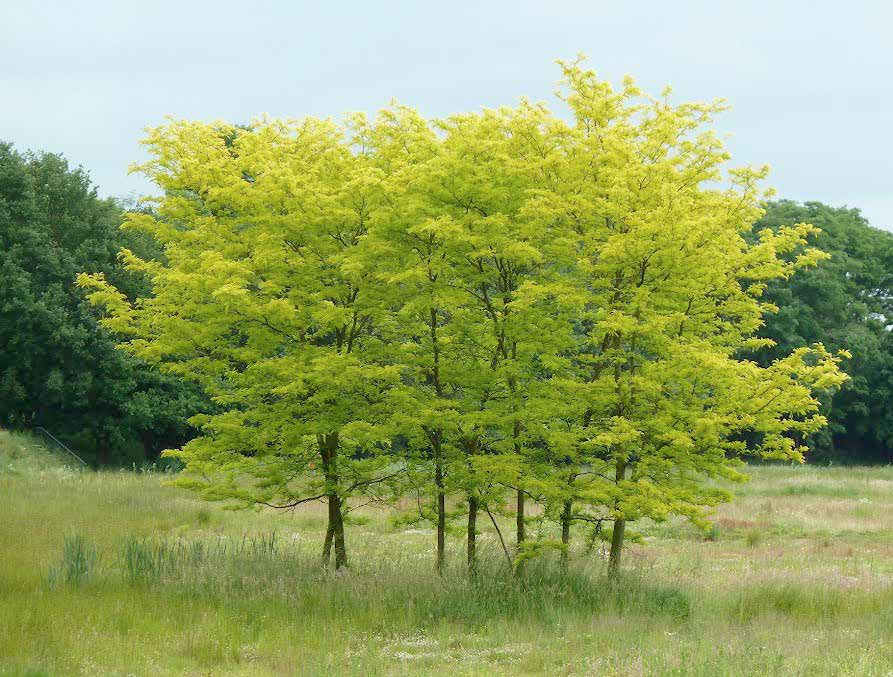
[2,1,891,228]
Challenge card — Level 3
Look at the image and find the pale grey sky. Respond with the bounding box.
[2,1,891,228]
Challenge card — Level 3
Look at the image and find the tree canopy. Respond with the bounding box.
[78,60,847,571]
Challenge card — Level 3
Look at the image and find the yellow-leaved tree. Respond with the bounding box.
[80,118,401,569]
[519,59,849,571]
[79,58,847,575]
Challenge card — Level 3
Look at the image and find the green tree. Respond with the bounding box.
[361,102,578,572]
[80,60,848,577]
[754,200,893,462]
[0,142,199,464]
[81,119,401,568]
[522,61,848,572]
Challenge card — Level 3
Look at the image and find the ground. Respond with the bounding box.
[1,429,892,676]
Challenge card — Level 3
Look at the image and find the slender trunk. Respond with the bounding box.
[486,505,514,569]
[140,430,154,461]
[429,308,447,575]
[322,524,334,566]
[328,492,347,569]
[463,432,480,575]
[510,344,525,556]
[434,439,446,574]
[608,517,625,576]
[608,461,627,577]
[560,499,573,569]
[320,432,348,570]
[96,432,111,467]
[467,495,478,574]
[514,488,526,576]
[516,488,525,546]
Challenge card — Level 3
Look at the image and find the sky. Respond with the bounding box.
[2,0,891,228]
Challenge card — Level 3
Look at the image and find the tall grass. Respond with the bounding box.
[4,432,893,675]
[0,428,75,474]
[47,533,98,587]
[119,532,281,586]
[52,530,692,628]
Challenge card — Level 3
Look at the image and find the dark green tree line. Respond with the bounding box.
[0,142,204,465]
[755,200,893,463]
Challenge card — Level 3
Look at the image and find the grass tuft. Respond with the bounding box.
[49,533,98,587]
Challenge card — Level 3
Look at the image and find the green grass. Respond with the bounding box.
[2,429,893,675]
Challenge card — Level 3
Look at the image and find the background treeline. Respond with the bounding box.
[0,142,207,465]
[1,142,892,465]
[756,201,893,463]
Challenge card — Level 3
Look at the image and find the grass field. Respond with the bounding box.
[2,429,893,676]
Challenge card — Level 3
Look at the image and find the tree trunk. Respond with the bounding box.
[320,432,348,570]
[322,524,334,566]
[516,489,526,545]
[467,495,478,574]
[96,433,111,467]
[560,499,573,570]
[510,364,525,564]
[428,310,448,575]
[514,488,526,576]
[328,491,348,569]
[608,517,625,576]
[608,461,627,577]
[435,449,446,574]
[140,430,154,461]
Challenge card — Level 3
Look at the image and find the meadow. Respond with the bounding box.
[2,429,893,676]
